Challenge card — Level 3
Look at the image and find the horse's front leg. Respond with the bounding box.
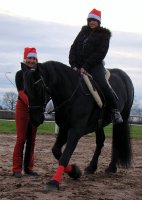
[85,128,105,174]
[45,128,82,191]
[52,127,68,160]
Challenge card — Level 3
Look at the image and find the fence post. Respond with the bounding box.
[55,123,59,133]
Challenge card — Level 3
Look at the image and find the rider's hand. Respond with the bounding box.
[80,67,87,74]
[73,67,78,71]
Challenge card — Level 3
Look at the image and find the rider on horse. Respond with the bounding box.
[69,8,123,124]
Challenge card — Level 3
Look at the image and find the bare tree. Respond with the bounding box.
[2,92,17,111]
[0,99,3,110]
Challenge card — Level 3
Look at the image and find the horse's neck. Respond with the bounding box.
[45,65,79,105]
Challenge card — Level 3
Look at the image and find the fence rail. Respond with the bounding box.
[0,110,15,120]
[0,110,142,125]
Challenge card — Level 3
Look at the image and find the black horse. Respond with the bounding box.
[21,61,134,191]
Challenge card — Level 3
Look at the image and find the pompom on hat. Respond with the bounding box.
[23,47,37,60]
[87,8,101,23]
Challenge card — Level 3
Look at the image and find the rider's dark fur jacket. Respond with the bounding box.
[69,25,111,71]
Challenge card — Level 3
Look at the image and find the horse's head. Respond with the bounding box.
[21,62,50,127]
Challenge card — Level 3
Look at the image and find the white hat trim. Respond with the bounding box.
[88,13,101,22]
[27,52,37,58]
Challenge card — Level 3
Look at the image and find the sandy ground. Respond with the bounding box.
[0,133,142,200]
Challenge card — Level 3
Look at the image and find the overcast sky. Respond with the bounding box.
[0,0,142,106]
[1,0,142,33]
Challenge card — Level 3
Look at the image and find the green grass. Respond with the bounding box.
[0,120,55,134]
[90,124,142,138]
[129,125,142,138]
[0,119,142,138]
[0,120,16,133]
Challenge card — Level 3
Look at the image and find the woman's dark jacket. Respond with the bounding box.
[15,69,29,105]
[69,25,111,71]
[15,70,24,92]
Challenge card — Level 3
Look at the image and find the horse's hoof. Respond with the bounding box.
[105,166,117,173]
[43,180,59,193]
[67,164,82,180]
[84,165,97,174]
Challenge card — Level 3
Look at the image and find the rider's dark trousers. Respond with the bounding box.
[89,63,118,109]
[12,100,37,173]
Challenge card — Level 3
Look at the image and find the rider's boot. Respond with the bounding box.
[111,109,123,124]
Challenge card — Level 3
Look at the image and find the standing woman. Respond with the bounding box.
[69,8,123,124]
[12,47,39,178]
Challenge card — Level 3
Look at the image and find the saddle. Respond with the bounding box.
[83,69,118,108]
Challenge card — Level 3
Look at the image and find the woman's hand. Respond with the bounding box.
[80,67,87,74]
[73,67,78,71]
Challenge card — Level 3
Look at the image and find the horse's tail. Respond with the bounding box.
[112,119,132,168]
[111,68,134,168]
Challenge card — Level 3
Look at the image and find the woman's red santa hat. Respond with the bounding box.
[87,8,101,23]
[23,47,37,60]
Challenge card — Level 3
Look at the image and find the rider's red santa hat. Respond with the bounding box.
[87,8,101,23]
[23,47,38,60]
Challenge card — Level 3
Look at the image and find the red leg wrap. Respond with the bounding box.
[64,165,72,173]
[51,165,65,183]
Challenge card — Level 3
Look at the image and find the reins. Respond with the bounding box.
[53,76,82,111]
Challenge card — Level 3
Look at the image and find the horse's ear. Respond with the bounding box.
[21,62,37,74]
[21,62,29,72]
[36,63,42,71]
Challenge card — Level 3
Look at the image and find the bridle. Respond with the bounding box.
[28,75,50,111]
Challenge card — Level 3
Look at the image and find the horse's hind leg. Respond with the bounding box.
[85,128,105,174]
[106,116,132,173]
[105,123,120,173]
[52,127,68,160]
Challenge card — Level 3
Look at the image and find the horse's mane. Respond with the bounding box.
[40,61,80,88]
